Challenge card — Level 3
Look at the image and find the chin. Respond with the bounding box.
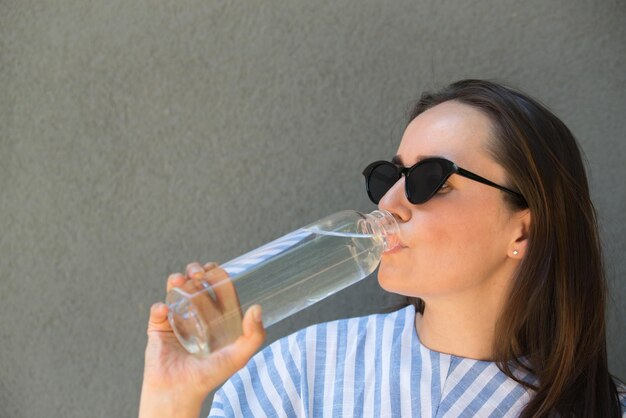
[377,263,405,293]
[377,261,427,298]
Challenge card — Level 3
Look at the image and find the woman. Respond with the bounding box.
[139,80,625,417]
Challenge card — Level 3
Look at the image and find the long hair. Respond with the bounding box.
[405,79,622,417]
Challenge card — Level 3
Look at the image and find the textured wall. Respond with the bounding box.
[1,1,624,416]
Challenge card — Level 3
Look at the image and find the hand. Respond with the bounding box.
[172,262,248,353]
[139,262,266,417]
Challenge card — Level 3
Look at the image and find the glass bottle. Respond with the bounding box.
[166,209,399,355]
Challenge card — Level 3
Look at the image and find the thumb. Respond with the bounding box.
[241,304,265,345]
[219,305,266,372]
[191,305,267,390]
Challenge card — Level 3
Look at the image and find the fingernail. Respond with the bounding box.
[204,262,218,270]
[189,266,204,279]
[252,305,262,323]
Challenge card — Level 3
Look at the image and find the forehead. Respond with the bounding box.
[396,101,494,167]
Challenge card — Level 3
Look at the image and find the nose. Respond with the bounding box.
[378,175,411,222]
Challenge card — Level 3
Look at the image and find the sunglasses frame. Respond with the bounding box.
[362,157,525,205]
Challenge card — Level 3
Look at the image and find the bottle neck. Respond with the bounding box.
[363,210,400,251]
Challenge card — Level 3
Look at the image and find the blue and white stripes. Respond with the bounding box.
[208,304,554,417]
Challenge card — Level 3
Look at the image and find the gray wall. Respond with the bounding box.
[1,1,624,417]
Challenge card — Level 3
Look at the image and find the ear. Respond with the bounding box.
[508,209,531,259]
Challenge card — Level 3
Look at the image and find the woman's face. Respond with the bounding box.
[377,100,522,300]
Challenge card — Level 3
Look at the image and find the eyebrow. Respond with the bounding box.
[391,154,446,166]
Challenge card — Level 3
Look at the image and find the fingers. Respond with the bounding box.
[198,267,241,314]
[186,262,218,279]
[147,302,171,333]
[166,273,186,293]
[186,278,222,332]
[167,262,220,293]
[183,262,239,314]
[203,262,218,271]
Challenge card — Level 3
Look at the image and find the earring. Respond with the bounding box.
[513,250,519,256]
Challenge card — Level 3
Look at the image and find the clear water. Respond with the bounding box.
[231,228,384,326]
[167,227,385,355]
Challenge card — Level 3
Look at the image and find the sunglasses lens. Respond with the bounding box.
[367,163,400,203]
[406,160,446,203]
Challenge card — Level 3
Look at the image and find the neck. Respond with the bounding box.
[415,276,513,361]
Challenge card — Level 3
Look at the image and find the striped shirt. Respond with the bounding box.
[209,304,626,417]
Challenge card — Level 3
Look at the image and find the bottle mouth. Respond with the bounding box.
[365,209,400,252]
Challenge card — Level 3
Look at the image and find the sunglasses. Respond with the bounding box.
[362,157,525,205]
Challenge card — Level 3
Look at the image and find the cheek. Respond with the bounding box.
[378,200,505,296]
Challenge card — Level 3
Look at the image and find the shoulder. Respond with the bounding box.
[208,305,416,417]
[248,304,415,378]
[295,303,414,343]
[258,304,416,369]
[288,304,417,367]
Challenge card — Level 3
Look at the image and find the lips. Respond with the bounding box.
[382,226,407,254]
[383,241,407,254]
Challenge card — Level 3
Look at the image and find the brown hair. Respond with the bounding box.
[405,79,622,417]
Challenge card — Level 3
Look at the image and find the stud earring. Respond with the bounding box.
[513,250,519,256]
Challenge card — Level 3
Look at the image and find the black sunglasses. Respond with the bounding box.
[362,157,525,205]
